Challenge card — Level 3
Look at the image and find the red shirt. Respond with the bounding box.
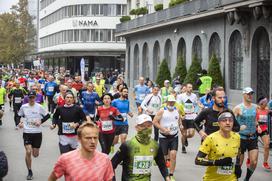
[256,108,269,131]
[56,95,65,107]
[72,82,83,91]
[18,77,27,87]
[53,149,114,181]
[97,106,120,134]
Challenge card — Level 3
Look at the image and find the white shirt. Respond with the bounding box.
[159,107,180,138]
[140,94,162,116]
[18,103,47,133]
[177,92,198,120]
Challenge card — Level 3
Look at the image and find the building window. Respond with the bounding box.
[229,30,243,90]
[117,5,122,16]
[92,4,99,15]
[192,36,202,62]
[209,32,221,63]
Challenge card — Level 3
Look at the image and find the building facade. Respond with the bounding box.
[38,0,127,76]
[116,0,272,106]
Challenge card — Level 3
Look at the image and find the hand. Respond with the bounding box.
[214,157,232,166]
[257,126,262,134]
[109,114,115,120]
[240,125,247,131]
[161,127,170,135]
[234,164,242,178]
[50,124,56,130]
[199,130,208,140]
[34,120,41,127]
[95,100,100,105]
[165,176,171,181]
[18,122,24,129]
[146,109,153,114]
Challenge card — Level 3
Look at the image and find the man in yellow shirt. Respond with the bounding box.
[94,77,105,98]
[195,110,241,181]
[0,81,6,125]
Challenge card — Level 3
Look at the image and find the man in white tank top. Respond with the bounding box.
[153,95,182,181]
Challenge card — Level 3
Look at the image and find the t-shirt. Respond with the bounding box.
[177,93,198,120]
[18,103,47,133]
[199,131,240,181]
[112,98,130,126]
[97,106,120,134]
[81,91,100,115]
[53,149,114,181]
[256,108,269,131]
[141,94,162,116]
[0,88,6,105]
[134,85,150,104]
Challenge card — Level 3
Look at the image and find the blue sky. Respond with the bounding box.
[0,0,19,13]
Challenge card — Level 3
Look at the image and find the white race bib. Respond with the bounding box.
[133,155,153,174]
[48,86,54,92]
[14,97,22,104]
[139,94,145,101]
[217,164,234,175]
[41,84,45,89]
[62,122,75,134]
[121,113,127,120]
[26,119,37,128]
[101,121,113,131]
[169,125,179,135]
[184,103,194,113]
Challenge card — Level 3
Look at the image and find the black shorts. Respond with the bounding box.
[115,125,129,135]
[182,119,195,129]
[159,136,179,155]
[240,138,258,154]
[23,133,42,148]
[258,130,269,137]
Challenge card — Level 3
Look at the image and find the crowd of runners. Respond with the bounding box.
[0,67,271,181]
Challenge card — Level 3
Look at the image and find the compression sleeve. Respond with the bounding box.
[195,151,215,166]
[111,143,128,169]
[41,113,50,123]
[155,146,169,180]
[194,109,207,132]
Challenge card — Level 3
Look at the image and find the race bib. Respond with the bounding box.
[139,94,145,101]
[14,97,22,104]
[48,86,54,92]
[184,103,194,113]
[133,155,153,174]
[26,119,37,128]
[185,113,197,120]
[169,125,179,135]
[217,164,234,175]
[121,113,127,120]
[101,121,113,131]
[41,84,45,89]
[151,103,159,108]
[62,122,75,134]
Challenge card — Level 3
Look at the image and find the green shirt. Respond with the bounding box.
[0,88,6,105]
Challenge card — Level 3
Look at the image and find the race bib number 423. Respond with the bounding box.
[133,156,153,174]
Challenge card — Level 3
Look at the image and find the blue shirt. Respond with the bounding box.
[81,91,100,114]
[44,81,57,96]
[112,98,130,126]
[134,84,150,104]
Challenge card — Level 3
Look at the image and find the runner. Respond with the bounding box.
[140,85,162,141]
[233,87,258,181]
[80,82,100,122]
[96,93,123,154]
[111,87,133,151]
[23,85,44,105]
[111,114,170,181]
[8,82,27,129]
[44,76,58,114]
[195,110,241,181]
[161,80,173,103]
[51,92,87,154]
[153,95,182,181]
[133,77,150,114]
[194,87,240,141]
[53,84,68,107]
[177,83,199,153]
[256,96,271,170]
[94,76,106,98]
[48,122,114,181]
[17,91,50,180]
[0,81,6,126]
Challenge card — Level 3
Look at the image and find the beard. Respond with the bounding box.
[215,101,224,108]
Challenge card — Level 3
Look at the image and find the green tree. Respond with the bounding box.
[184,55,202,89]
[173,55,187,83]
[208,54,224,87]
[156,59,171,87]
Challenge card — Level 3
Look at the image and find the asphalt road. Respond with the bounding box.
[0,102,271,181]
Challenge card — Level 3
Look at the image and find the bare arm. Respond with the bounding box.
[48,172,58,181]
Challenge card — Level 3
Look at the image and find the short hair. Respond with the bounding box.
[64,92,74,99]
[120,87,128,92]
[211,87,225,97]
[101,93,113,101]
[77,122,99,138]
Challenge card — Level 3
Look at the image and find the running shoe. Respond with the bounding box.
[263,162,271,171]
[170,175,176,181]
[26,170,33,180]
[246,158,250,168]
[182,146,187,154]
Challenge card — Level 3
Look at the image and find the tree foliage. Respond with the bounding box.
[0,0,35,65]
[208,54,224,87]
[156,59,171,87]
[184,54,202,89]
[173,55,187,83]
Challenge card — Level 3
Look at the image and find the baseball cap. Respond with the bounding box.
[218,112,234,121]
[164,80,170,83]
[167,95,176,102]
[28,91,36,97]
[242,87,254,94]
[136,114,152,125]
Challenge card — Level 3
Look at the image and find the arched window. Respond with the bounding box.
[192,36,202,62]
[142,43,149,78]
[209,33,221,62]
[229,30,243,90]
[177,37,186,62]
[127,46,131,82]
[164,39,172,70]
[153,41,160,79]
[133,44,139,80]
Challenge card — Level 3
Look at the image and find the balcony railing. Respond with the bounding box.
[116,0,265,34]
